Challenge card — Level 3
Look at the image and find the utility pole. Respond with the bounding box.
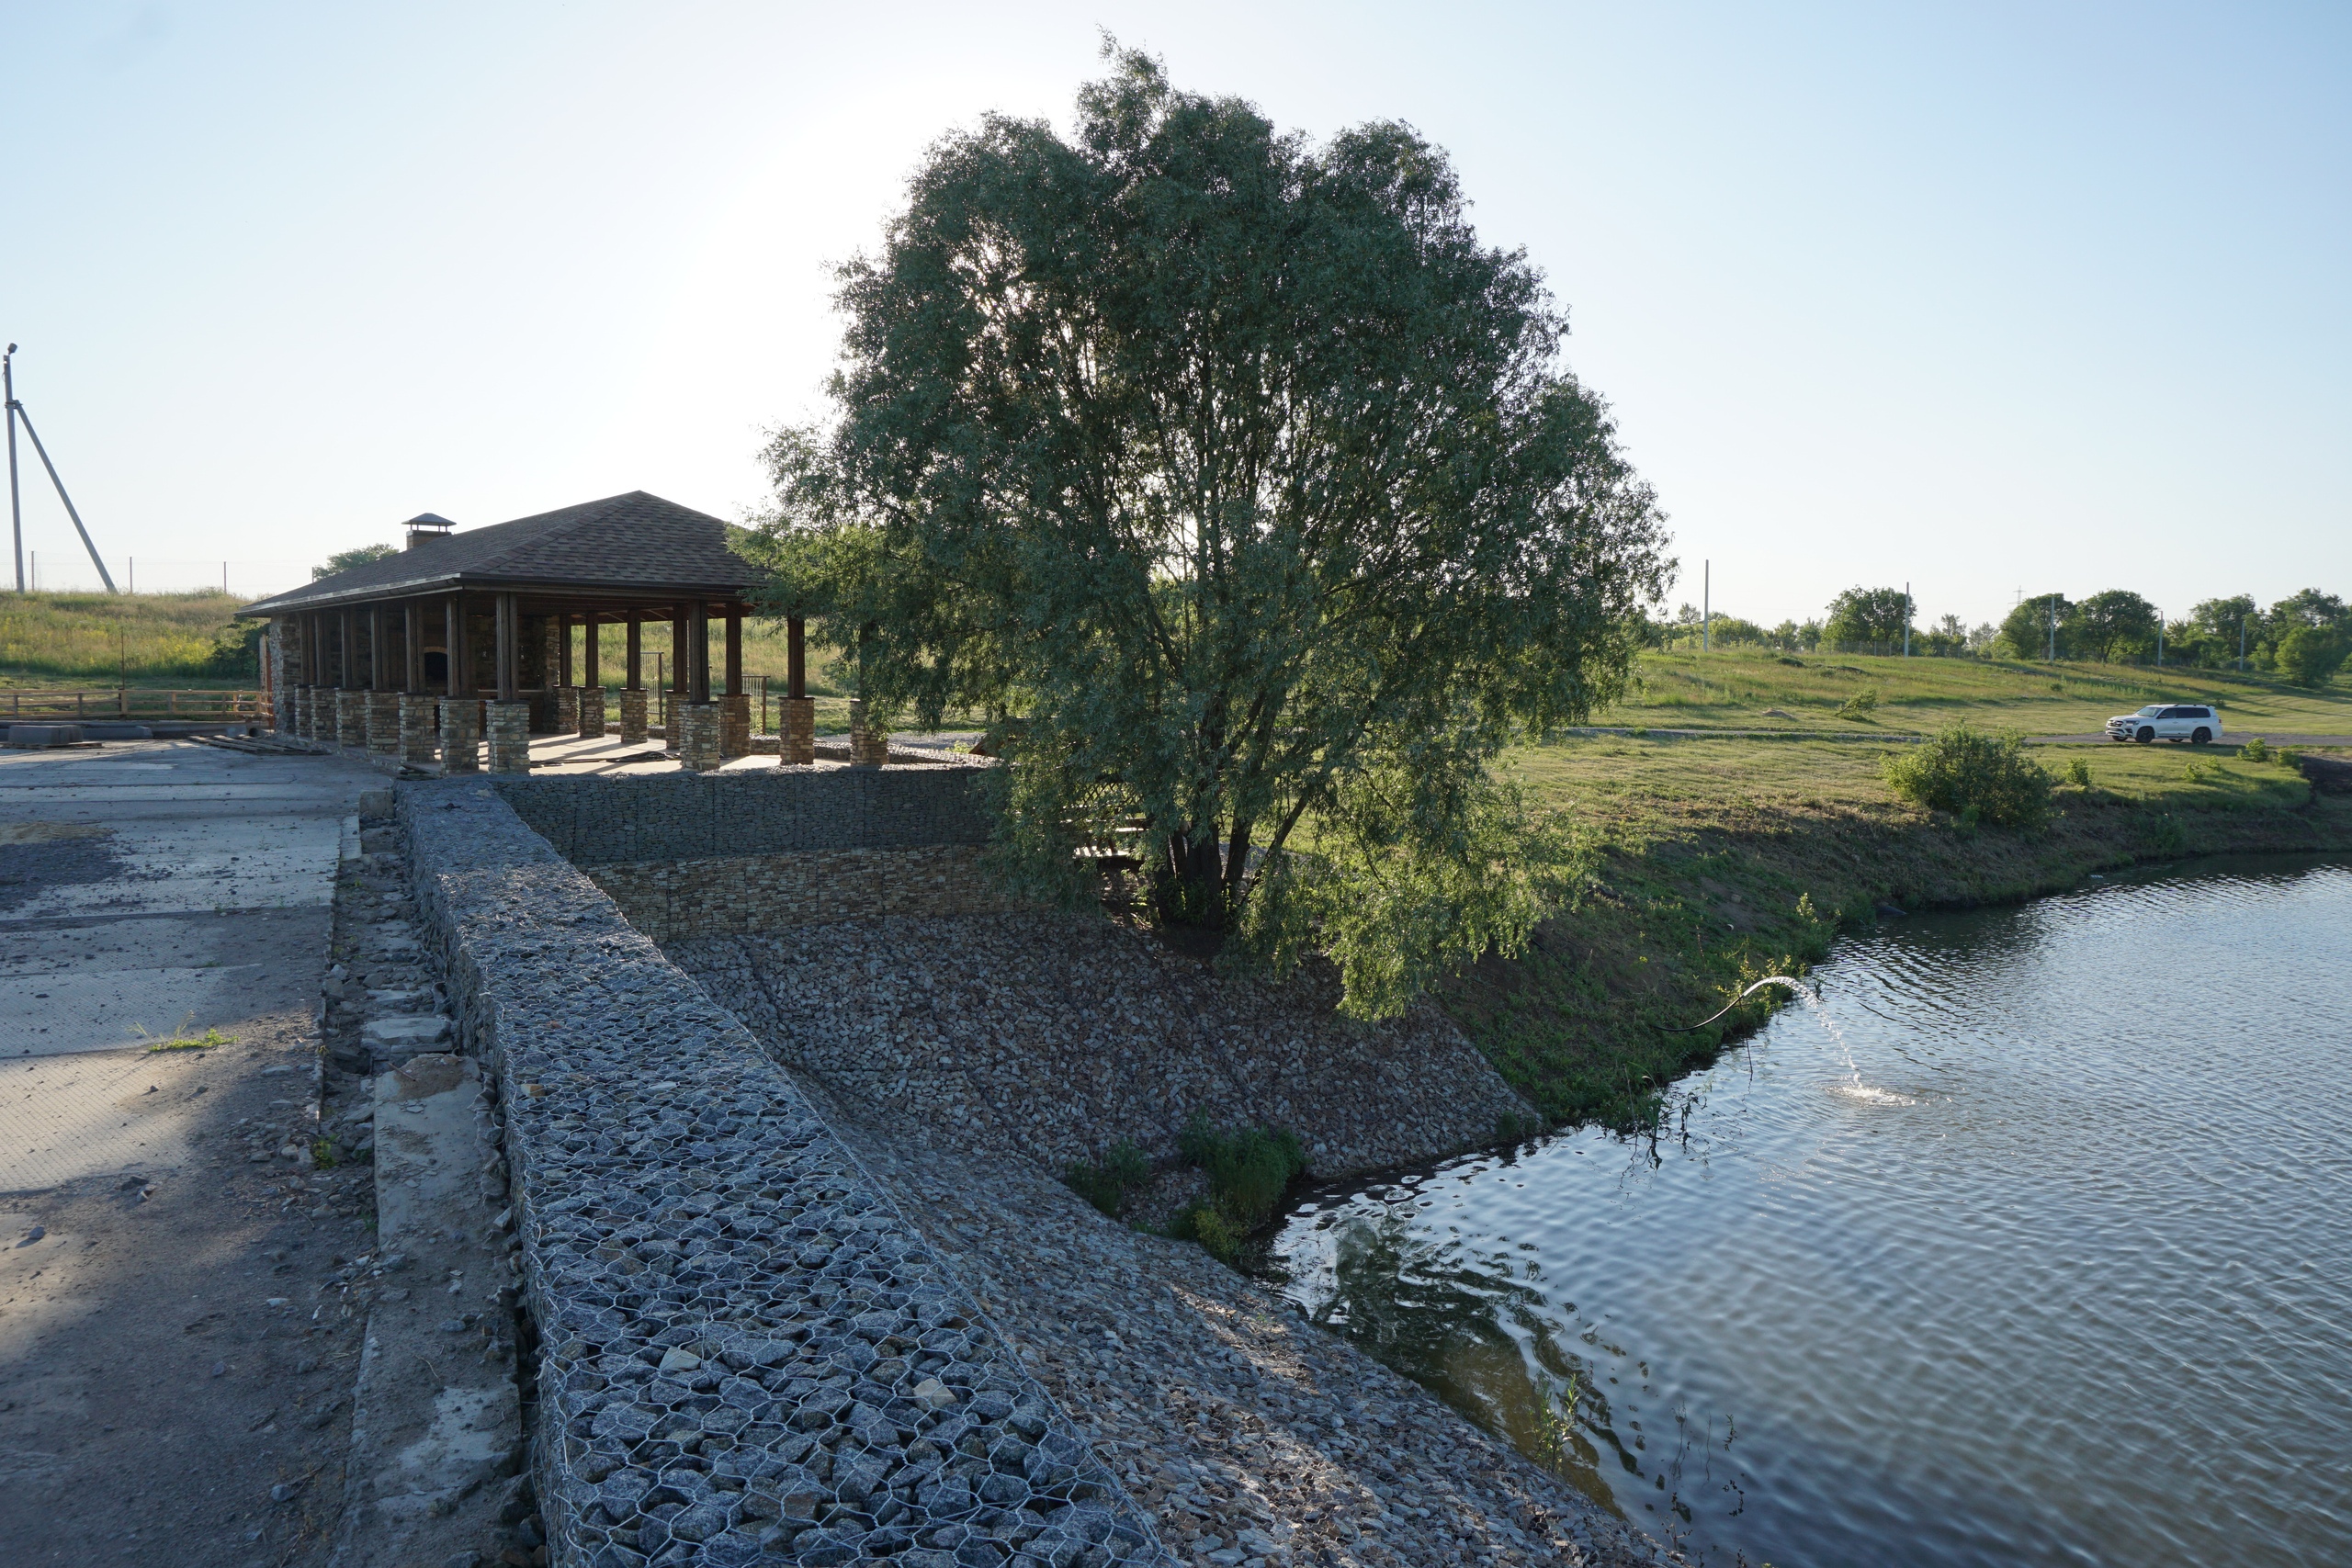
[5,344,21,592]
[1702,560,1710,652]
[2047,596,2059,663]
[2,346,117,592]
[2155,607,2165,669]
[1903,581,1912,658]
[2239,615,2247,671]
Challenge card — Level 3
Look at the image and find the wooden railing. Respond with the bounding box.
[1,688,267,722]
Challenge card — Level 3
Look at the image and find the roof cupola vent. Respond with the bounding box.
[404,513,457,550]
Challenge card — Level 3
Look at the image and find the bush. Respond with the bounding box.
[1836,686,1879,719]
[1169,1114,1308,1259]
[1062,1139,1151,1217]
[2238,738,2271,763]
[2064,758,2093,789]
[1883,723,2053,828]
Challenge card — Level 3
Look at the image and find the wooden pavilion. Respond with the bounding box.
[237,491,819,773]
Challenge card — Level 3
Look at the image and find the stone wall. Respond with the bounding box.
[590,846,1028,943]
[397,784,1164,1568]
[493,761,995,867]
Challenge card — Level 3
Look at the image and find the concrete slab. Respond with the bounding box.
[0,964,274,1058]
[330,1053,520,1568]
[0,1045,236,1192]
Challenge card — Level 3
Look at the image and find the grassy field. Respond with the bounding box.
[1597,645,2352,736]
[0,591,255,686]
[1439,731,2352,1130]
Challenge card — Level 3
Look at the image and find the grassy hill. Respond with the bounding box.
[0,591,255,687]
[1600,645,2352,736]
[1442,717,2352,1133]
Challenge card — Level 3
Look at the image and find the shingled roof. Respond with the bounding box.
[238,491,765,615]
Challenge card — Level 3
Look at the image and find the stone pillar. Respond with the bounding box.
[300,688,322,743]
[847,699,888,768]
[398,694,437,768]
[336,690,367,749]
[486,700,533,774]
[366,691,401,755]
[439,699,482,774]
[777,697,816,766]
[578,686,606,739]
[720,692,751,759]
[617,689,648,746]
[676,703,723,773]
[556,685,580,736]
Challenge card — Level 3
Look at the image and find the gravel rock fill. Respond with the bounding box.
[670,917,1530,1182]
[399,784,1167,1568]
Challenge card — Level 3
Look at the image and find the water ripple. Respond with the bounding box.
[1270,856,2352,1568]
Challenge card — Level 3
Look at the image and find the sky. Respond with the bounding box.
[1,1,2345,626]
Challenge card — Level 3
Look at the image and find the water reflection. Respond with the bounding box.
[1269,855,2352,1568]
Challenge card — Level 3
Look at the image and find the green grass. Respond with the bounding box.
[143,1027,233,1053]
[1599,645,2352,737]
[1440,732,2352,1130]
[0,590,256,687]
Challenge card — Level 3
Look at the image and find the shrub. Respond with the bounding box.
[2064,758,2094,789]
[1062,1139,1151,1217]
[1883,723,2053,828]
[1836,686,1879,719]
[1168,1114,1308,1259]
[2238,738,2271,763]
[1179,1115,1306,1229]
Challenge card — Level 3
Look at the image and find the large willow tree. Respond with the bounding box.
[760,49,1671,1017]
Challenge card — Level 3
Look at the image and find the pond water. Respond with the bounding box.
[1266,856,2352,1567]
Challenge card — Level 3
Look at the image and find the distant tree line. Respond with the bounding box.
[1654,583,2349,688]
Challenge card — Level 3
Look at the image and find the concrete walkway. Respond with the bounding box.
[0,739,383,1567]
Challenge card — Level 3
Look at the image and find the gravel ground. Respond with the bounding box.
[672,912,1666,1568]
[672,915,1533,1187]
[808,1080,1668,1568]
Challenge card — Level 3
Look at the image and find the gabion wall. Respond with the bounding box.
[399,784,1165,1568]
[494,761,995,868]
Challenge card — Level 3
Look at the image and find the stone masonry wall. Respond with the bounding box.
[494,760,994,867]
[590,847,1029,944]
[397,784,1165,1568]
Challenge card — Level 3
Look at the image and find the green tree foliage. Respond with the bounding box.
[2276,624,2349,688]
[2067,589,2160,662]
[758,48,1668,1018]
[1882,723,2053,828]
[1823,586,1912,649]
[312,543,396,581]
[1998,594,2071,660]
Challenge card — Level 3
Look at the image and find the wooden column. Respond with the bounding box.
[368,606,387,690]
[625,613,641,689]
[445,596,465,697]
[670,610,686,698]
[403,603,424,692]
[787,616,806,700]
[690,602,711,705]
[496,592,518,702]
[555,612,571,689]
[338,609,355,687]
[723,611,742,697]
[583,615,600,689]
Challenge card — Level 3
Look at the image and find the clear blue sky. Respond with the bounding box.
[3,2,2345,626]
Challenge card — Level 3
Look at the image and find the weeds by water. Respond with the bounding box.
[1169,1114,1307,1262]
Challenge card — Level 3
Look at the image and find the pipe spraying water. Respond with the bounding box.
[1661,976,1817,1033]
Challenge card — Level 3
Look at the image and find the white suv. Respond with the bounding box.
[2105,704,2220,744]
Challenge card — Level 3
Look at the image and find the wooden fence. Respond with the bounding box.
[1,688,267,722]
